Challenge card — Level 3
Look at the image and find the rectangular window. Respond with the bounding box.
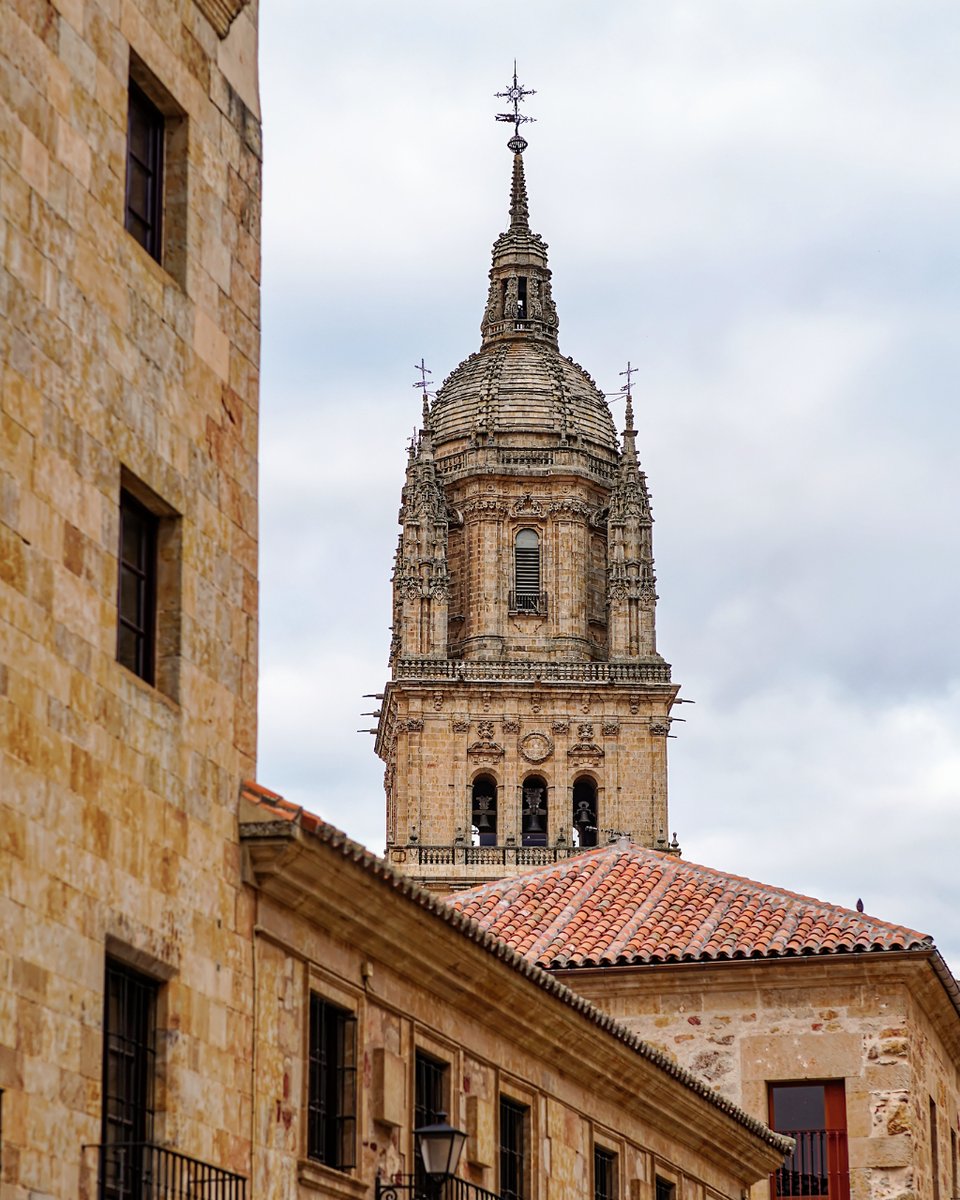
[499,1096,528,1200]
[117,489,158,683]
[307,995,357,1170]
[769,1081,849,1200]
[930,1098,940,1200]
[594,1147,617,1200]
[126,81,165,261]
[415,1052,447,1191]
[100,960,158,1200]
[655,1180,675,1200]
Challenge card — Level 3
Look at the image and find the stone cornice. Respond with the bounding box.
[239,801,791,1178]
[194,0,248,37]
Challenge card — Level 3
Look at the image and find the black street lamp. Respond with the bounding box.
[415,1112,468,1181]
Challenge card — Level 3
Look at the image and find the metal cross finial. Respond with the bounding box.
[495,62,536,151]
[619,360,638,397]
[412,358,432,394]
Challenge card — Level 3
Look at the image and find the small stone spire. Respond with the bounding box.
[509,153,529,231]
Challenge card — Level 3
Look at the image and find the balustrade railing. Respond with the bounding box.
[393,658,671,684]
[392,844,591,868]
[94,1142,246,1200]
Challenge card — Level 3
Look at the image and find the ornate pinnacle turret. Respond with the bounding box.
[609,361,651,523]
[480,68,559,347]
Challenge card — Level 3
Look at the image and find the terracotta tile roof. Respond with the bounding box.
[447,840,931,969]
[237,782,793,1154]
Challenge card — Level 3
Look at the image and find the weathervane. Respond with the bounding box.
[412,357,432,396]
[495,61,536,153]
[619,360,638,398]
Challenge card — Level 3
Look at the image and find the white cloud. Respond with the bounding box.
[257,0,960,975]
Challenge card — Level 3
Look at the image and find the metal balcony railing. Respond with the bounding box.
[508,591,548,616]
[377,1173,501,1200]
[773,1129,848,1199]
[95,1142,247,1200]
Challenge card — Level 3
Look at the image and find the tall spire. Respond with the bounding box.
[509,152,529,230]
[481,67,559,347]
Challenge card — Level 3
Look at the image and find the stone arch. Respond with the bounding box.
[571,774,599,848]
[471,772,498,846]
[521,773,548,847]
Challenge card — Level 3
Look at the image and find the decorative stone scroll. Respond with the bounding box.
[502,718,520,733]
[404,718,424,733]
[649,721,671,737]
[552,720,569,734]
[513,493,545,517]
[602,722,620,737]
[452,719,469,734]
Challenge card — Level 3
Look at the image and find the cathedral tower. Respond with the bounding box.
[375,76,679,891]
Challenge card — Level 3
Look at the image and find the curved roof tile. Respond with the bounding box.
[448,841,930,968]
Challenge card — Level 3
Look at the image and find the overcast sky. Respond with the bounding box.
[256,1,960,971]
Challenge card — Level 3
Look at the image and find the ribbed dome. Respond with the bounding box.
[430,339,619,459]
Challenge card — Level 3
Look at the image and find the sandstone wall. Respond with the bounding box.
[0,0,261,1195]
[250,885,780,1200]
[561,959,960,1200]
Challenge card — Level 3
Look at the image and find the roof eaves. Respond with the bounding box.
[239,782,792,1155]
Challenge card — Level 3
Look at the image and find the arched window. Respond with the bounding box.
[514,529,542,613]
[572,777,598,848]
[521,775,548,847]
[471,775,497,846]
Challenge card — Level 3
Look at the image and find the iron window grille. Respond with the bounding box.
[308,995,357,1170]
[101,960,158,1200]
[126,81,164,261]
[499,1097,527,1200]
[415,1052,448,1192]
[117,490,158,683]
[594,1148,617,1200]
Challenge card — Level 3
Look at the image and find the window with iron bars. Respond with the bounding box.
[308,996,357,1170]
[499,1096,528,1200]
[415,1052,447,1192]
[117,489,158,684]
[594,1147,617,1200]
[100,960,158,1200]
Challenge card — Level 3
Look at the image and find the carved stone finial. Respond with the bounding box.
[509,153,530,231]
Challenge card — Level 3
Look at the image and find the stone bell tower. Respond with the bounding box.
[375,75,680,892]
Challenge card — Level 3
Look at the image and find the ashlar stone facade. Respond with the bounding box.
[0,0,261,1195]
[239,785,790,1200]
[563,956,960,1200]
[376,147,680,892]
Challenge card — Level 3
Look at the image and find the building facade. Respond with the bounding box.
[376,138,680,894]
[1,0,261,1195]
[451,842,960,1200]
[239,783,789,1200]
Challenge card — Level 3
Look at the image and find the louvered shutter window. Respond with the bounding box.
[515,529,540,599]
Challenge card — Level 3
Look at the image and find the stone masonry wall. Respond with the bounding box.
[0,1,261,1196]
[562,960,960,1200]
[251,890,775,1200]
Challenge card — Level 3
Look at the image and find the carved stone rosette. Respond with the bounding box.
[519,731,553,764]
